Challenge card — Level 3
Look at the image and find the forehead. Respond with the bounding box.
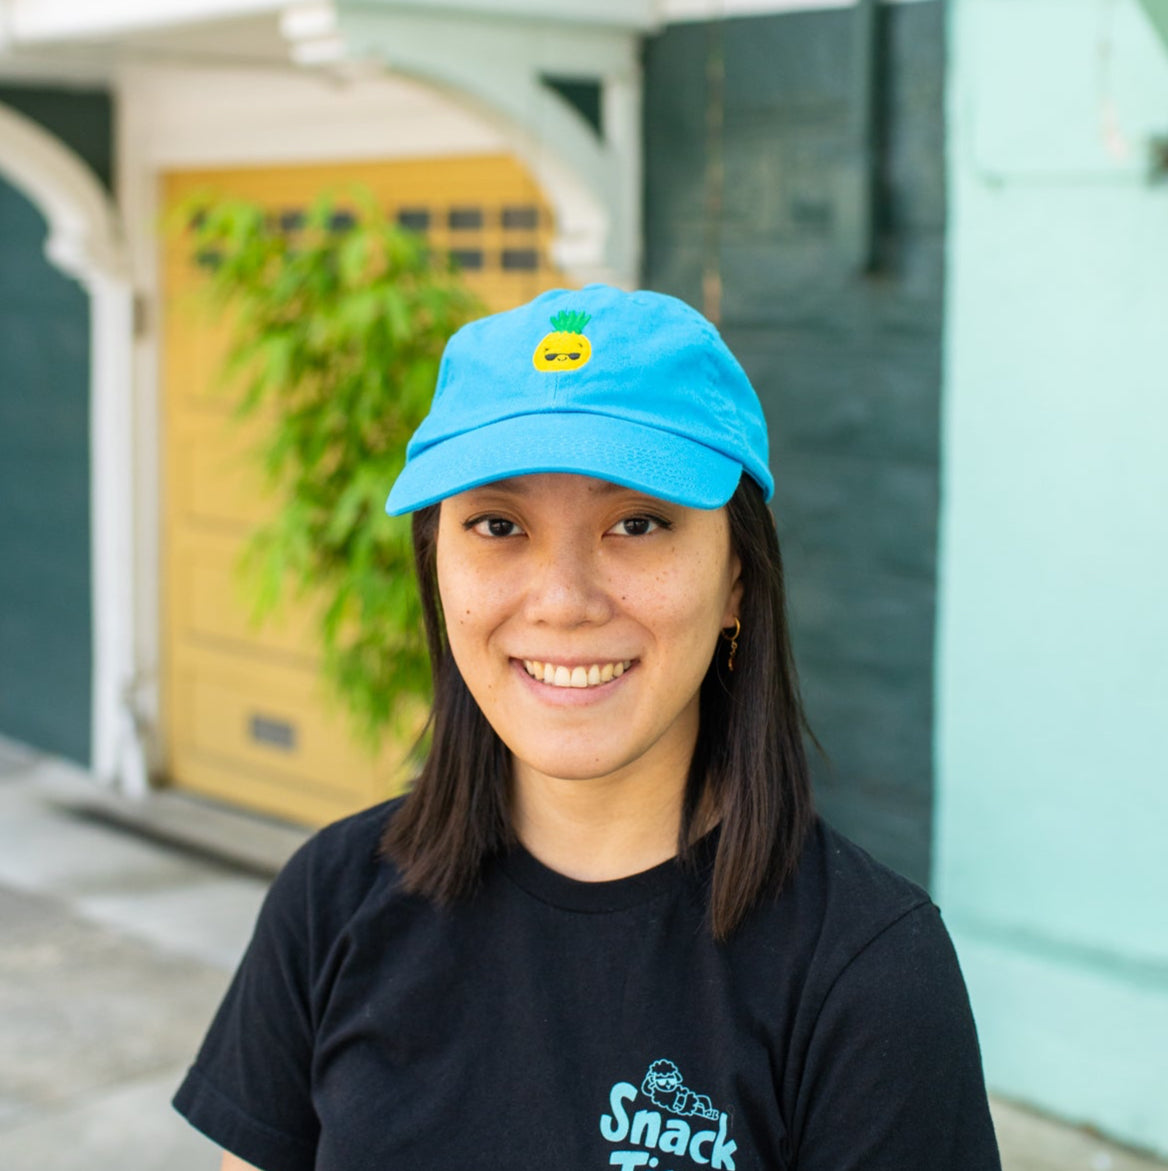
[444,473,668,507]
[475,473,632,495]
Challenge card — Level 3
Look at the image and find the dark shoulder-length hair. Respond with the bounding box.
[381,475,815,940]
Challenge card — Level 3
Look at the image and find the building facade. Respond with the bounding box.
[0,0,1165,1153]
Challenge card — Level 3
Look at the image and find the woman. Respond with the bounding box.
[175,285,1001,1170]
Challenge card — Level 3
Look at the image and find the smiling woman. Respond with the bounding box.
[174,285,1002,1171]
[436,474,740,882]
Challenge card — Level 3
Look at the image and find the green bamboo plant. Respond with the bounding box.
[178,190,483,749]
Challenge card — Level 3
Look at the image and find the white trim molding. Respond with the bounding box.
[339,4,642,285]
[0,102,125,280]
[0,100,145,795]
[2,0,284,43]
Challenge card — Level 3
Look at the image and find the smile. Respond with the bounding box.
[521,660,632,689]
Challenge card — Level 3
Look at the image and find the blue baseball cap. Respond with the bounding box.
[384,284,773,515]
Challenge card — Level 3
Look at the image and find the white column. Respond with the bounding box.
[0,99,145,794]
[86,273,147,795]
[602,69,643,288]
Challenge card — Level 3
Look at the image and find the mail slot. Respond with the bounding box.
[249,713,297,752]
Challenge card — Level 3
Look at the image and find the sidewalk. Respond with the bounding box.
[0,736,1164,1171]
[0,737,273,1170]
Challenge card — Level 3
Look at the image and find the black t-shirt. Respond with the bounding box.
[173,800,1000,1170]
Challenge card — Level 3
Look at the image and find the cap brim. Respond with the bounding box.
[385,412,743,515]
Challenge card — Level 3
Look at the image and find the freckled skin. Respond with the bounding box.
[435,473,742,814]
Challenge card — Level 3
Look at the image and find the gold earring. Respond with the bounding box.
[721,617,741,672]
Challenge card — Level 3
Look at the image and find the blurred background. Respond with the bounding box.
[0,0,1165,1165]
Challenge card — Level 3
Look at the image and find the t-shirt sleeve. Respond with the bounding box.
[172,839,321,1171]
[793,903,1001,1171]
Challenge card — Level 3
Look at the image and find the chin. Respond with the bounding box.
[511,744,634,785]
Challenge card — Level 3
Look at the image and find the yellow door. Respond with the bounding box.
[161,155,567,826]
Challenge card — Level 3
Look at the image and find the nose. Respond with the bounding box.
[522,535,612,628]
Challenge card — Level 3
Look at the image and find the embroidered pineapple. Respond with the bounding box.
[532,310,592,372]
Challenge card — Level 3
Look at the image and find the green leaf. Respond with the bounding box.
[172,191,484,750]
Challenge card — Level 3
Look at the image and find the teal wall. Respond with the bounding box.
[0,85,112,766]
[936,0,1168,1153]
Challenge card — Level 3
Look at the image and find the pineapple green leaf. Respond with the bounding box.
[548,309,591,334]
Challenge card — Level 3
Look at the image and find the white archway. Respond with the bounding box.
[0,101,144,796]
[339,5,643,285]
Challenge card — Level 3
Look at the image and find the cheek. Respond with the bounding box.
[437,572,472,626]
[630,554,731,648]
[435,551,465,630]
[436,554,518,682]
[437,574,495,702]
[434,551,483,674]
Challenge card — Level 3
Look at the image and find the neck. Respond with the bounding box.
[512,767,687,882]
[509,714,725,881]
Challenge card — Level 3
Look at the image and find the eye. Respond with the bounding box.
[607,514,670,537]
[466,515,524,538]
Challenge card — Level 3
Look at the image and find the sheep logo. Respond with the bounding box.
[599,1060,737,1167]
[641,1059,720,1121]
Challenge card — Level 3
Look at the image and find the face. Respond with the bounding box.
[435,474,742,794]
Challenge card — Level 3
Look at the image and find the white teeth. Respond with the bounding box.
[521,659,633,688]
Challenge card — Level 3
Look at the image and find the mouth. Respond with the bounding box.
[520,659,633,689]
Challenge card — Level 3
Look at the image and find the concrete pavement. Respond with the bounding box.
[0,735,270,1170]
[1,735,1165,1171]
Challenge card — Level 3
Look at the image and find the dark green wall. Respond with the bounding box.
[0,85,113,189]
[0,85,112,765]
[644,2,946,885]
